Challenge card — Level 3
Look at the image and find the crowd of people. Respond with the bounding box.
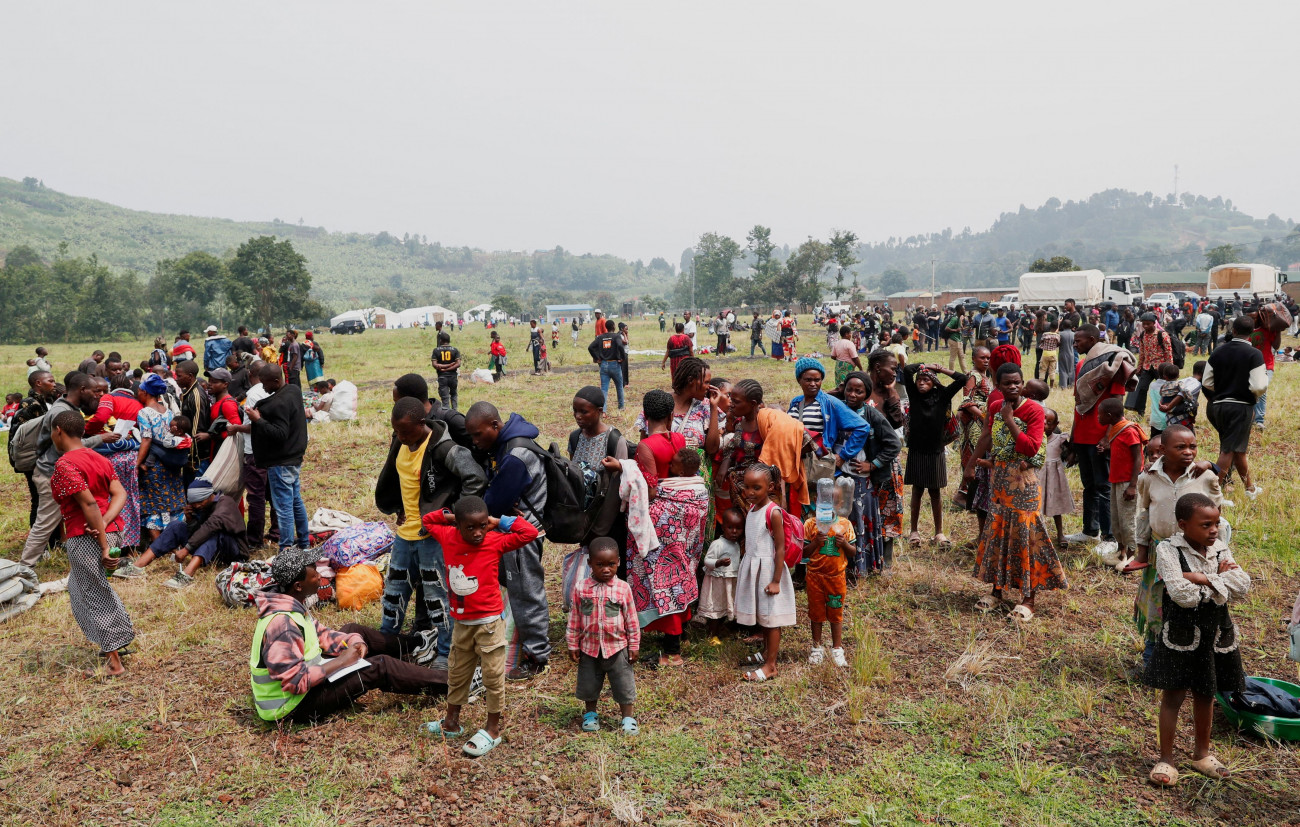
[6,292,1294,776]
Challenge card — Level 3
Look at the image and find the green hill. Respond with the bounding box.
[0,176,676,311]
[851,188,1298,293]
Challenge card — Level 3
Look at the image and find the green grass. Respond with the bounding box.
[2,320,1300,825]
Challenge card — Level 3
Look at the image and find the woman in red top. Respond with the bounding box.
[48,410,135,677]
[660,322,694,379]
[634,390,685,492]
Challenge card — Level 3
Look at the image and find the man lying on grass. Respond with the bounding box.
[249,546,448,724]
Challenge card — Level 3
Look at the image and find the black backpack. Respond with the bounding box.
[1161,330,1186,370]
[507,437,600,545]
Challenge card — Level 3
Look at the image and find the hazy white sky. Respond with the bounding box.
[1,1,1296,263]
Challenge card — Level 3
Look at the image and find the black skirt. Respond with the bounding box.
[1144,597,1245,697]
[904,450,947,489]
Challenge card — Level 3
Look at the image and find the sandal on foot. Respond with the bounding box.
[462,729,502,757]
[739,652,765,667]
[581,711,600,732]
[975,595,1002,613]
[621,716,639,735]
[1120,558,1150,574]
[1007,604,1034,622]
[742,668,769,682]
[422,719,466,738]
[933,534,952,550]
[908,531,923,548]
[1149,761,1179,787]
[1190,755,1230,779]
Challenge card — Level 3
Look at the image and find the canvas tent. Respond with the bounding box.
[395,305,458,327]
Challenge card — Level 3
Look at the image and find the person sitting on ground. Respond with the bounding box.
[115,478,248,589]
[250,546,448,724]
[306,378,335,421]
[419,496,540,756]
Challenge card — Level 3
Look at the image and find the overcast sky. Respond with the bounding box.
[1,1,1296,264]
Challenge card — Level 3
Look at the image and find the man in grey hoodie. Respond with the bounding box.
[465,401,550,680]
[21,372,117,566]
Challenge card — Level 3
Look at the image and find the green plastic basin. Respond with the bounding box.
[1216,676,1300,741]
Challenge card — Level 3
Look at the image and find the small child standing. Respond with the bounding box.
[699,507,744,639]
[1096,399,1146,567]
[567,538,640,735]
[488,331,507,380]
[735,465,795,681]
[420,496,539,757]
[1147,362,1172,436]
[1145,493,1248,787]
[1038,322,1060,386]
[1037,407,1073,548]
[802,505,856,668]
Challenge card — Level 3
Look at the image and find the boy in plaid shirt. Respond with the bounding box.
[567,538,640,734]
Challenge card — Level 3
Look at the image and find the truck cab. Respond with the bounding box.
[1107,275,1143,306]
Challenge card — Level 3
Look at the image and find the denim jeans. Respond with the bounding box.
[1254,368,1273,425]
[267,464,309,551]
[750,339,766,356]
[599,361,624,410]
[380,535,452,656]
[1072,442,1111,537]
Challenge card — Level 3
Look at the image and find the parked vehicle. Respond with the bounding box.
[1018,270,1143,308]
[992,293,1019,311]
[1171,290,1203,306]
[945,296,981,313]
[1146,292,1178,307]
[1206,263,1280,301]
[330,319,366,335]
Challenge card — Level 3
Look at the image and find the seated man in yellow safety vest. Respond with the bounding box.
[249,546,447,723]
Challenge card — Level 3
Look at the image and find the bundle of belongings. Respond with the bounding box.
[1226,677,1300,718]
[0,560,40,622]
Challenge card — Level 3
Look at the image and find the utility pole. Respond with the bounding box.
[690,260,696,317]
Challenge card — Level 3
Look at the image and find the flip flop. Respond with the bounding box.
[1189,755,1230,779]
[1007,604,1034,622]
[581,711,600,732]
[1149,761,1179,787]
[739,652,765,667]
[908,531,923,548]
[742,668,769,682]
[933,534,953,550]
[1120,559,1150,574]
[421,719,466,739]
[462,728,503,757]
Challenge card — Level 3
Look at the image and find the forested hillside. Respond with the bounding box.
[0,177,676,312]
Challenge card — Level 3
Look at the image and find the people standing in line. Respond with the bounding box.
[464,402,551,680]
[230,361,277,547]
[280,329,303,386]
[203,325,233,375]
[231,326,257,358]
[246,363,309,553]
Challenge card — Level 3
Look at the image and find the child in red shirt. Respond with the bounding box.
[1097,398,1146,565]
[419,495,538,757]
[489,332,507,380]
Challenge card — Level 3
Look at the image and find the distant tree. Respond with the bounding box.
[639,293,668,313]
[1028,256,1081,272]
[828,229,859,300]
[691,232,742,309]
[149,251,228,334]
[746,225,780,283]
[490,291,523,319]
[1204,244,1242,269]
[647,257,674,275]
[878,269,909,296]
[225,236,313,332]
[3,244,42,270]
[776,238,832,307]
[21,177,41,191]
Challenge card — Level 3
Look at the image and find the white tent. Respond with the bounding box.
[395,305,458,327]
[329,309,368,328]
[464,303,494,322]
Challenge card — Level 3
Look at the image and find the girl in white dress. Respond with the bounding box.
[735,464,796,681]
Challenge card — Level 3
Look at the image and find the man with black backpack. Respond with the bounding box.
[8,370,57,529]
[465,401,551,680]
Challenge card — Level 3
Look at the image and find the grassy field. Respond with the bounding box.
[3,319,1300,826]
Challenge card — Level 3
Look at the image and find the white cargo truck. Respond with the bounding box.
[1018,270,1143,308]
[1206,263,1280,301]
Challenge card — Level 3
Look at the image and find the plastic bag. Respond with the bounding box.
[201,432,244,495]
[335,562,384,610]
[330,380,358,421]
[470,368,495,384]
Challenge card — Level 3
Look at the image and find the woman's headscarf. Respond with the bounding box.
[990,344,1022,374]
[793,357,824,380]
[574,385,605,409]
[140,374,168,398]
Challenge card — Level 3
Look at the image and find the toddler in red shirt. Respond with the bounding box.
[419,496,537,758]
[1097,398,1146,565]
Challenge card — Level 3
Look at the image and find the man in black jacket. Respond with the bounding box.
[588,328,627,411]
[246,363,309,552]
[374,397,487,668]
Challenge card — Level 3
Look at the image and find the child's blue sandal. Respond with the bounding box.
[463,729,503,757]
[422,719,465,738]
[581,711,601,732]
[621,717,639,735]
